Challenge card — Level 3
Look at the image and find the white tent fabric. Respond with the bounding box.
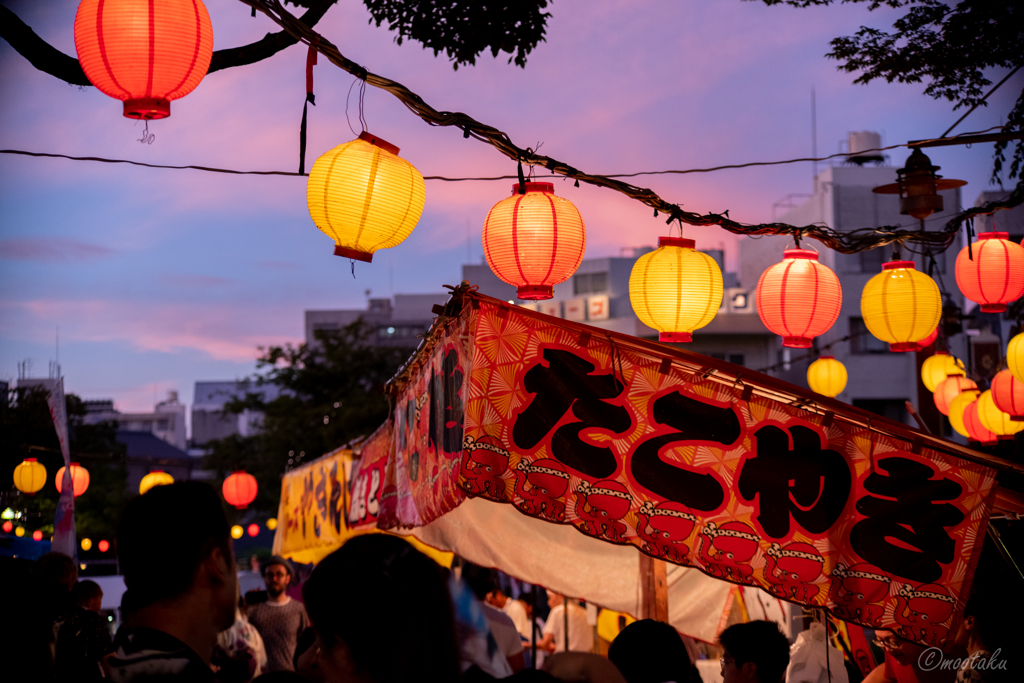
[409,496,736,643]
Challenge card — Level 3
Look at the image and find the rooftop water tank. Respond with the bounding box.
[847,131,885,165]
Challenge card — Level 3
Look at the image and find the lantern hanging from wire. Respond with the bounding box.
[934,375,977,416]
[977,390,1024,439]
[954,232,1024,313]
[139,469,174,495]
[948,389,980,438]
[307,133,426,263]
[55,462,91,497]
[860,261,942,352]
[1009,333,1024,384]
[13,458,47,495]
[73,0,214,120]
[991,369,1024,421]
[920,352,966,393]
[98,540,110,552]
[963,400,998,445]
[33,530,44,542]
[223,471,258,509]
[807,356,847,398]
[871,149,966,220]
[482,182,587,300]
[629,237,723,342]
[756,248,842,348]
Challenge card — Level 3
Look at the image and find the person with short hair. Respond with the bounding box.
[538,591,593,654]
[862,630,959,683]
[462,562,526,674]
[246,556,309,672]
[57,580,113,681]
[717,620,791,683]
[72,579,104,613]
[609,619,700,683]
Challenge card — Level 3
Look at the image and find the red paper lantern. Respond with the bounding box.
[954,232,1024,313]
[992,369,1024,420]
[963,401,997,445]
[55,462,91,497]
[223,471,258,509]
[755,249,842,348]
[2,521,12,533]
[98,539,110,553]
[482,182,586,300]
[32,530,44,542]
[247,523,260,537]
[933,375,977,416]
[74,0,214,120]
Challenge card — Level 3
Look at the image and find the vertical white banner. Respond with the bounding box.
[48,378,76,559]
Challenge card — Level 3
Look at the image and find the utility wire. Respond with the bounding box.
[941,66,1023,138]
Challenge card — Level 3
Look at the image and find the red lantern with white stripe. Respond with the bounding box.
[756,249,842,348]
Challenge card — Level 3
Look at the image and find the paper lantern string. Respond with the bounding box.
[298,43,318,174]
[136,120,155,145]
[517,161,526,194]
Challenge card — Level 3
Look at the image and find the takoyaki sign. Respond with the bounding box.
[459,298,997,647]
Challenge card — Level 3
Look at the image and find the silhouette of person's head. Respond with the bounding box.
[609,619,692,683]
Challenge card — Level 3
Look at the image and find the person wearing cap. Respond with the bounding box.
[246,556,310,672]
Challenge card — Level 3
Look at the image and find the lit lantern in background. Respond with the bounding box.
[629,237,723,342]
[948,389,980,438]
[1009,333,1024,383]
[963,400,997,445]
[954,232,1024,313]
[860,261,942,351]
[2,521,12,533]
[15,526,25,538]
[977,390,1024,439]
[934,375,977,416]
[920,352,966,393]
[13,458,47,495]
[81,538,93,551]
[98,540,110,553]
[871,149,966,220]
[55,462,90,497]
[482,182,587,299]
[266,518,278,531]
[139,470,174,495]
[231,525,244,540]
[247,523,260,537]
[223,471,258,509]
[991,369,1024,420]
[756,249,842,348]
[74,0,214,119]
[32,530,43,542]
[807,356,847,398]
[307,133,426,262]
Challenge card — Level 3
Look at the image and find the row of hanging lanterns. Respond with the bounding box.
[229,519,277,539]
[13,459,91,497]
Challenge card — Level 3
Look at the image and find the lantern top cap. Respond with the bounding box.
[150,469,164,474]
[658,236,695,249]
[357,131,400,156]
[782,248,819,261]
[511,182,554,194]
[934,351,948,356]
[977,231,1009,241]
[70,462,80,467]
[24,458,37,462]
[882,260,917,271]
[900,148,940,174]
[818,355,835,360]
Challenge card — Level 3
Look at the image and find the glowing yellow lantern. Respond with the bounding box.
[231,525,244,540]
[139,469,174,495]
[860,261,942,351]
[1009,333,1024,384]
[629,237,723,342]
[13,458,47,495]
[920,352,966,393]
[977,390,1024,439]
[948,389,980,438]
[807,356,847,398]
[934,375,977,416]
[266,518,278,531]
[15,526,25,537]
[81,538,93,551]
[307,132,426,263]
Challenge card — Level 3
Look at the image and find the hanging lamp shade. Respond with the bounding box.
[963,399,997,445]
[954,232,1024,314]
[860,261,942,352]
[307,133,426,263]
[977,389,1024,438]
[223,470,258,509]
[871,149,966,220]
[755,249,842,348]
[807,356,847,398]
[482,182,586,300]
[948,390,980,438]
[934,375,977,416]
[629,237,723,342]
[13,458,47,495]
[139,469,174,495]
[991,369,1024,421]
[73,0,214,120]
[55,462,91,497]
[920,352,966,393]
[1009,333,1024,384]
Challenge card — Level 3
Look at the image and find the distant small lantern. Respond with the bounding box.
[861,261,942,352]
[920,352,966,393]
[32,530,44,542]
[963,400,997,445]
[2,521,12,533]
[482,182,587,300]
[307,133,426,263]
[756,249,842,348]
[872,149,966,220]
[247,523,260,537]
[991,369,1024,421]
[948,389,980,439]
[266,518,278,531]
[629,237,723,342]
[55,463,91,497]
[231,525,244,540]
[98,539,110,553]
[977,390,1024,439]
[13,458,47,495]
[140,470,174,495]
[954,232,1024,314]
[81,538,93,551]
[934,375,977,416]
[223,471,258,509]
[1009,333,1024,384]
[807,356,847,398]
[15,526,25,538]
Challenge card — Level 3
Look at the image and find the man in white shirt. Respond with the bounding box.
[539,591,593,654]
[486,588,532,643]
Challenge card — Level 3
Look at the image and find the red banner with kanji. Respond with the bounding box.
[347,422,393,531]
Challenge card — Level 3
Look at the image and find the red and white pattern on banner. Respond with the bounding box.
[347,422,393,530]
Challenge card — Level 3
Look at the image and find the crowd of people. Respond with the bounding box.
[1,480,1012,683]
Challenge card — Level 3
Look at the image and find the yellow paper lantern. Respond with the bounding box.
[307,132,426,263]
[920,352,966,393]
[860,261,942,351]
[949,389,980,438]
[15,526,26,537]
[139,469,174,495]
[266,518,278,531]
[230,525,244,540]
[81,538,93,551]
[13,458,47,495]
[977,390,1024,439]
[1009,333,1024,384]
[629,237,723,342]
[807,356,848,398]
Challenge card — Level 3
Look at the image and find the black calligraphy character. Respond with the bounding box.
[512,348,630,479]
[629,391,739,511]
[738,424,852,538]
[328,460,344,534]
[851,457,964,583]
[429,349,464,454]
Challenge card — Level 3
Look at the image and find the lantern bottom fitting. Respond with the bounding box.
[1012,416,1024,422]
[334,245,373,263]
[517,285,553,300]
[889,342,919,352]
[980,304,1007,313]
[782,336,813,349]
[659,331,692,343]
[973,439,998,447]
[124,98,170,120]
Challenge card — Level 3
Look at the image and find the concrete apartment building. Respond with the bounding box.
[82,390,188,451]
[191,380,283,447]
[305,293,450,347]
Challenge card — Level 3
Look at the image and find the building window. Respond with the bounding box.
[574,272,608,295]
[849,317,888,354]
[156,419,170,431]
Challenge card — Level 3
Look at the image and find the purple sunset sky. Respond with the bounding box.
[1,0,1020,417]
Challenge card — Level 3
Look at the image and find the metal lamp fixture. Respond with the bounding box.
[871,149,966,220]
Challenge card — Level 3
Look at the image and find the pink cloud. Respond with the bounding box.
[0,237,116,263]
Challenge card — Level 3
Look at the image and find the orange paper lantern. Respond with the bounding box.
[963,400,997,445]
[954,232,1024,314]
[482,182,586,300]
[991,369,1024,420]
[933,375,977,416]
[247,523,260,537]
[55,462,91,497]
[98,539,110,553]
[977,390,1024,439]
[32,530,44,542]
[74,0,214,119]
[223,471,258,509]
[756,249,842,348]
